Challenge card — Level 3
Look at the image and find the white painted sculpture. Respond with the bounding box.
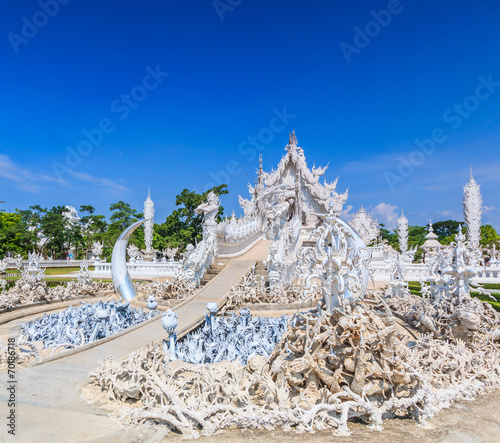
[165,247,178,261]
[143,187,155,262]
[397,211,416,263]
[385,257,410,298]
[77,260,93,286]
[182,192,220,284]
[463,171,482,265]
[91,241,103,261]
[489,244,499,265]
[349,206,379,245]
[298,200,372,313]
[126,244,140,261]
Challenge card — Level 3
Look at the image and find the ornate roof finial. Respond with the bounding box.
[289,130,297,147]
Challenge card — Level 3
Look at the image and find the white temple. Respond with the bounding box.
[63,205,81,225]
[349,206,379,245]
[239,131,348,237]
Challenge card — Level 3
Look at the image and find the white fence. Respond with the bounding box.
[93,260,182,277]
[3,259,88,268]
[372,262,500,284]
[218,231,263,257]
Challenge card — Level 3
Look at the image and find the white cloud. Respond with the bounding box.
[371,202,398,229]
[340,204,353,221]
[0,154,56,193]
[69,171,129,196]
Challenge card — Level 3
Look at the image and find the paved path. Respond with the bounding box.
[0,240,270,442]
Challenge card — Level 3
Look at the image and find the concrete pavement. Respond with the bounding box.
[0,240,270,442]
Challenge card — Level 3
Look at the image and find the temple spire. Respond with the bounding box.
[288,130,297,149]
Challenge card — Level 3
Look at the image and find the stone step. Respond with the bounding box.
[205,269,219,275]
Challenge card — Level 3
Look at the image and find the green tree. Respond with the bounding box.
[16,205,47,254]
[154,184,228,251]
[79,205,107,257]
[408,225,428,261]
[0,212,27,258]
[432,220,462,241]
[379,224,398,249]
[39,206,73,258]
[105,201,143,255]
[480,225,500,247]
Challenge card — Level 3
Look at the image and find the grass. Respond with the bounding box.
[44,267,95,276]
[480,283,500,290]
[405,281,500,312]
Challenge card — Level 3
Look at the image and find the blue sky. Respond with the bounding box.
[1,0,499,230]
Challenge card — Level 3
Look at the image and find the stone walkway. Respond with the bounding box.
[0,240,270,442]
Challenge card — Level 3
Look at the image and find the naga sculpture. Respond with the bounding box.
[182,192,220,284]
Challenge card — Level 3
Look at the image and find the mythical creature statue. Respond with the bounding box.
[195,191,220,237]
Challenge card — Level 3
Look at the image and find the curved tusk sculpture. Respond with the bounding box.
[111,219,150,301]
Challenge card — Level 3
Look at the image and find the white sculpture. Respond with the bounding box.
[143,187,155,262]
[126,244,140,261]
[91,241,103,261]
[463,170,482,265]
[182,192,220,284]
[443,228,480,305]
[195,191,220,236]
[165,247,178,261]
[397,211,416,263]
[349,206,379,245]
[77,260,93,286]
[298,200,372,313]
[489,244,499,265]
[385,257,410,298]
